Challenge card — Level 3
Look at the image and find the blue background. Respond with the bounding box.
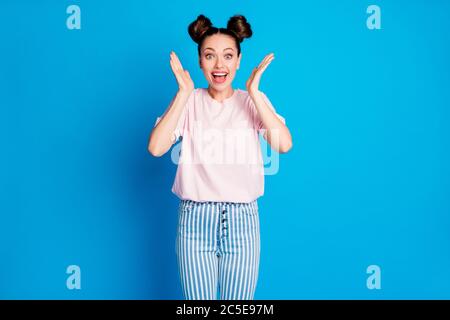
[1,0,449,299]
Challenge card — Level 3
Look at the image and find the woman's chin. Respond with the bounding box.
[209,83,226,90]
[209,79,233,89]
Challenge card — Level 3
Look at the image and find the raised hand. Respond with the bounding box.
[246,53,275,96]
[170,51,194,95]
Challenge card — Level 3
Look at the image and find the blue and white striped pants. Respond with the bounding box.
[175,199,260,300]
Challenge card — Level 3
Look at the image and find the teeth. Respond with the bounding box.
[212,73,227,76]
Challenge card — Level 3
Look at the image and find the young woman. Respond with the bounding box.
[148,14,292,300]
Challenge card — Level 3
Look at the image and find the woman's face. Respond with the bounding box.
[199,33,241,91]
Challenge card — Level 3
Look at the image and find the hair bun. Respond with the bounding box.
[227,15,252,43]
[188,14,213,44]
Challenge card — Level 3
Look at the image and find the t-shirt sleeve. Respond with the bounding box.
[154,91,193,143]
[254,91,286,137]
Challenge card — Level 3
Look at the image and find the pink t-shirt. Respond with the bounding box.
[154,88,285,203]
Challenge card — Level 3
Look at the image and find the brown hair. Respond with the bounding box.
[188,14,252,56]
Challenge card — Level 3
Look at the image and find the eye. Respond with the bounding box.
[225,54,233,59]
[205,53,214,59]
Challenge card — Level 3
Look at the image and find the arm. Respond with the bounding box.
[247,52,293,153]
[147,90,190,157]
[148,51,194,157]
[250,90,293,153]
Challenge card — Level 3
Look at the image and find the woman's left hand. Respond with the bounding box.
[246,53,275,96]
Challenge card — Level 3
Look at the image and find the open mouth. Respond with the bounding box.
[211,72,228,84]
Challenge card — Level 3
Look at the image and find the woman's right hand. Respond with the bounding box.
[170,51,194,95]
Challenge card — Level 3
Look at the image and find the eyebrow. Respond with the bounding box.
[203,47,235,52]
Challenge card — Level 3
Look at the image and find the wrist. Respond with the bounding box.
[177,89,192,99]
[248,89,261,100]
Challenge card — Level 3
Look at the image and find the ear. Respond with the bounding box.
[237,53,242,70]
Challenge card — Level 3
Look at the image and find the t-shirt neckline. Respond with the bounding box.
[203,88,238,104]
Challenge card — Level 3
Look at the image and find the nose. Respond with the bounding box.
[215,56,224,68]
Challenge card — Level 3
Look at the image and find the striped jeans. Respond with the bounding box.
[175,199,260,300]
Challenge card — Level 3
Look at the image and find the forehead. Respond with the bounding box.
[201,34,236,51]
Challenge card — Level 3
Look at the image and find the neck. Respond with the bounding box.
[207,86,234,103]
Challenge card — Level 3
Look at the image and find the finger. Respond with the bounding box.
[169,55,176,71]
[255,55,274,76]
[170,59,184,84]
[170,57,181,75]
[256,58,266,70]
[170,51,178,69]
[252,59,273,86]
[258,56,274,74]
[181,70,190,83]
[169,57,176,74]
[258,54,274,70]
[256,53,274,70]
[247,67,258,84]
[170,53,180,72]
[170,53,182,72]
[172,52,185,71]
[264,52,275,60]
